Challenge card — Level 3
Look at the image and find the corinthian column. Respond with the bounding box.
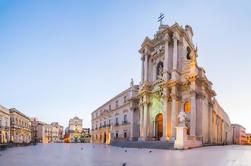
[163,33,170,81]
[144,53,149,82]
[170,87,177,141]
[161,87,169,141]
[143,102,149,139]
[190,84,197,136]
[141,56,145,83]
[172,32,179,71]
[139,104,144,139]
[130,108,135,141]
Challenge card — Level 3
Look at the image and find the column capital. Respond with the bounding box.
[172,32,180,41]
[143,47,151,55]
[197,92,206,99]
[141,54,145,60]
[164,33,170,42]
[170,93,178,100]
[162,91,170,100]
[190,90,197,96]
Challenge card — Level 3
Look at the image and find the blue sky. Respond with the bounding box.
[0,0,251,132]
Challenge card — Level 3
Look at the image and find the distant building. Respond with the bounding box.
[36,121,47,143]
[31,118,63,143]
[51,122,64,142]
[30,117,39,144]
[9,108,31,144]
[80,128,91,143]
[245,133,251,145]
[232,124,246,144]
[65,116,83,143]
[0,105,10,144]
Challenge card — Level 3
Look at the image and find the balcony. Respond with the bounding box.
[114,122,119,126]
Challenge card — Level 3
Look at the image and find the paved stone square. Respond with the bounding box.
[0,144,250,166]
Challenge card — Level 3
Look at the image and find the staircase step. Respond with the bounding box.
[110,141,174,150]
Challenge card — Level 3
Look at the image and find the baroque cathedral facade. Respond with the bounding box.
[91,22,233,146]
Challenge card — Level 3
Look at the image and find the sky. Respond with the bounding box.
[0,0,251,132]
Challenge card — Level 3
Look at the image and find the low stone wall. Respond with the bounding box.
[110,140,174,149]
[184,138,203,149]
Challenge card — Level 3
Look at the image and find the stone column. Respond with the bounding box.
[172,32,179,71]
[139,105,144,139]
[130,108,134,141]
[152,62,156,81]
[143,102,149,140]
[144,53,149,82]
[208,102,213,144]
[153,121,156,137]
[163,33,170,81]
[170,87,177,141]
[161,33,171,142]
[141,56,145,83]
[190,88,197,136]
[161,87,169,141]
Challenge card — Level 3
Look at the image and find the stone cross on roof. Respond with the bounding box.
[158,13,165,25]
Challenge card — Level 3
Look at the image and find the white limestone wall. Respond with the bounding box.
[91,86,139,143]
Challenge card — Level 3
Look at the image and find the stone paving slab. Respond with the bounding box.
[0,143,250,166]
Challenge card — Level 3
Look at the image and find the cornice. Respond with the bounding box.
[139,37,153,54]
[92,86,139,114]
[139,81,152,93]
[166,80,181,88]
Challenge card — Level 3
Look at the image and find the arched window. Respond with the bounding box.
[156,61,163,79]
[186,47,191,60]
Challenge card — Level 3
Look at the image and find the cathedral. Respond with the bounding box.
[137,22,232,145]
[91,21,233,147]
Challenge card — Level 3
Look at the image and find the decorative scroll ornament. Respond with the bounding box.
[154,44,164,54]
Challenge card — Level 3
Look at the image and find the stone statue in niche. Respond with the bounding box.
[156,61,163,80]
[186,47,191,60]
[159,65,163,75]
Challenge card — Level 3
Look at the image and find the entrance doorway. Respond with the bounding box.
[74,135,78,143]
[104,132,106,143]
[155,113,163,140]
